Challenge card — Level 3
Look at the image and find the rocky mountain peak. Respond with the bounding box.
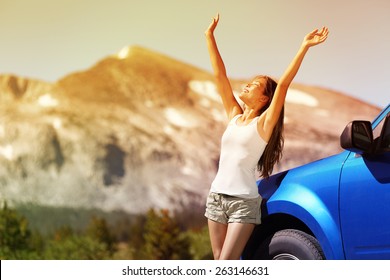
[0,75,52,102]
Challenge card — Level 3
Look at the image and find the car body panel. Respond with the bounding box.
[339,143,390,259]
[258,153,348,259]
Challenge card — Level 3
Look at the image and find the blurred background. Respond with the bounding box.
[0,0,387,259]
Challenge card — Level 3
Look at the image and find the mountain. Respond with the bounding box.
[0,46,381,227]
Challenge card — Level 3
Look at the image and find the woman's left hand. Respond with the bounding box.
[303,27,329,48]
[205,13,220,36]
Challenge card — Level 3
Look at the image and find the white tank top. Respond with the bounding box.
[210,114,267,199]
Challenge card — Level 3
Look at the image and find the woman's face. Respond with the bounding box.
[239,77,268,105]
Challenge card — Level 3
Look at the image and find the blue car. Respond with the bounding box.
[243,103,390,260]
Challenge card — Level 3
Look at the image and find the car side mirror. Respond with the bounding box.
[340,120,373,154]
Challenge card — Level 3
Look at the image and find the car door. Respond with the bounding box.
[339,113,390,259]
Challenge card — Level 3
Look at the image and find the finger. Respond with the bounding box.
[215,13,220,23]
[322,28,329,38]
[319,33,329,42]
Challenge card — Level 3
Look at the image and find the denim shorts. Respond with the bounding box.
[204,192,262,225]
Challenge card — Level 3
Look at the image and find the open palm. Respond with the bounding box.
[303,27,329,47]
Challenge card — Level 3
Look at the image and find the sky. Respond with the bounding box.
[0,0,389,108]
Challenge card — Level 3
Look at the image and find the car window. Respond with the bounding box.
[380,115,390,150]
[373,118,385,139]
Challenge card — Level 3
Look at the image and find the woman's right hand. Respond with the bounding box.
[205,13,220,36]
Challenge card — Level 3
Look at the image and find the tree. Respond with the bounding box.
[85,216,116,255]
[183,225,213,260]
[142,209,190,260]
[42,216,116,260]
[0,202,31,259]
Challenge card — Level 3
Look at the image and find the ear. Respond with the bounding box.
[260,95,270,103]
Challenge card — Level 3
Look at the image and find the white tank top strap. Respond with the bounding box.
[229,114,242,124]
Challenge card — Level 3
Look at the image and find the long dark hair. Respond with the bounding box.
[255,75,284,178]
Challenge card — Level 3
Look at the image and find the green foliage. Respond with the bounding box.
[42,218,116,260]
[126,214,146,257]
[16,204,135,236]
[0,203,212,260]
[0,202,31,259]
[184,226,213,260]
[43,235,110,260]
[142,209,191,260]
[85,216,116,254]
[53,225,75,241]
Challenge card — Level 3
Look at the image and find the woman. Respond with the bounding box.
[204,14,328,260]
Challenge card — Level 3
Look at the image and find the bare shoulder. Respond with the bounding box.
[227,106,244,121]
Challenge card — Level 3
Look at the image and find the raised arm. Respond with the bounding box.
[262,27,329,140]
[205,14,242,120]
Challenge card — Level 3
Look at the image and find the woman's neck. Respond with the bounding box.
[239,108,261,124]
